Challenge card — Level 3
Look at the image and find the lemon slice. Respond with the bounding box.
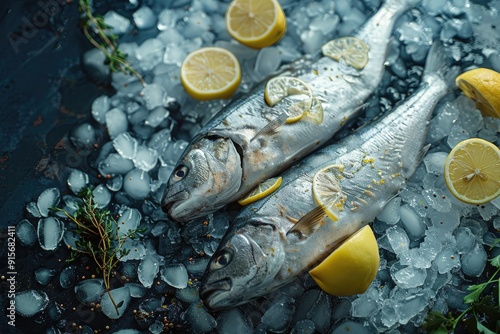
[304,97,324,124]
[180,47,241,100]
[309,225,379,296]
[444,138,500,205]
[225,0,286,49]
[322,37,369,70]
[238,176,282,206]
[456,68,500,119]
[264,76,313,124]
[312,164,346,221]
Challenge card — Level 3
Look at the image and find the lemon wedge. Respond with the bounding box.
[304,97,324,124]
[322,36,369,70]
[444,138,500,205]
[456,68,500,119]
[312,164,346,221]
[225,0,286,49]
[309,225,379,296]
[264,76,314,124]
[180,47,241,100]
[238,176,282,206]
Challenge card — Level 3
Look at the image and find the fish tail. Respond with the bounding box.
[422,41,460,89]
[382,0,422,14]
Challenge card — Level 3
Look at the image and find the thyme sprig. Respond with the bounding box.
[78,0,145,85]
[422,239,500,334]
[53,188,145,315]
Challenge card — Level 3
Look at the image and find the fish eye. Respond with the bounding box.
[212,250,232,270]
[172,165,189,182]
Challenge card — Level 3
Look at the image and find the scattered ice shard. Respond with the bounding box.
[101,286,131,319]
[106,108,128,139]
[103,11,131,35]
[117,207,141,237]
[93,184,112,208]
[14,290,49,317]
[113,133,138,160]
[119,239,146,261]
[391,266,427,288]
[60,266,77,289]
[123,168,151,200]
[145,107,169,128]
[75,279,105,305]
[377,197,401,225]
[291,319,315,334]
[16,219,37,247]
[133,146,158,171]
[386,226,410,255]
[428,208,460,232]
[37,188,60,217]
[26,201,41,218]
[37,217,64,251]
[67,169,89,194]
[461,242,487,277]
[91,95,110,124]
[35,268,56,285]
[454,227,475,254]
[217,308,253,334]
[98,153,135,177]
[184,303,217,333]
[160,264,188,289]
[261,299,295,332]
[176,285,200,304]
[138,252,162,288]
[133,6,156,30]
[351,285,379,318]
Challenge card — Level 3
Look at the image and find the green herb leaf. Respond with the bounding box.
[490,255,500,268]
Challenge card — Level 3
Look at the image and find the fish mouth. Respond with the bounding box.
[161,189,189,218]
[200,278,232,311]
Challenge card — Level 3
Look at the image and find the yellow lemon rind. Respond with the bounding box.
[238,176,283,206]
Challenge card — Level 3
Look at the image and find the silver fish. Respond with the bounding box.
[161,0,422,222]
[200,42,459,310]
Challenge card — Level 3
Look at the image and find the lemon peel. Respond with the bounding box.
[238,176,282,206]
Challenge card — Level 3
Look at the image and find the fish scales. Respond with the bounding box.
[162,0,422,222]
[200,41,459,310]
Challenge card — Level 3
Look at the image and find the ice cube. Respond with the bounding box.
[59,266,76,289]
[93,184,112,208]
[377,197,401,225]
[123,168,151,200]
[176,285,200,304]
[37,217,64,251]
[141,83,166,110]
[307,292,331,333]
[16,219,37,247]
[82,49,110,83]
[133,6,156,30]
[461,242,487,277]
[67,169,89,194]
[70,123,98,150]
[91,95,110,124]
[422,189,452,213]
[179,11,211,39]
[138,252,162,288]
[351,284,380,318]
[428,102,460,143]
[119,239,147,261]
[113,133,138,160]
[185,257,210,276]
[253,47,282,82]
[423,152,448,175]
[157,9,177,30]
[99,153,135,177]
[133,146,158,172]
[101,286,131,319]
[117,207,141,237]
[435,247,460,274]
[103,11,131,35]
[145,106,169,128]
[217,308,253,334]
[75,279,105,305]
[37,188,60,217]
[106,108,128,139]
[446,124,469,148]
[35,268,56,285]
[291,319,315,334]
[454,227,476,254]
[391,265,427,289]
[149,321,163,334]
[26,202,41,218]
[477,202,498,221]
[14,290,49,317]
[125,283,147,298]
[330,321,371,334]
[107,175,123,192]
[184,303,217,332]
[261,299,295,332]
[310,13,339,35]
[399,205,426,241]
[428,209,460,232]
[386,226,410,255]
[136,39,164,72]
[160,264,188,289]
[393,289,431,325]
[159,140,188,165]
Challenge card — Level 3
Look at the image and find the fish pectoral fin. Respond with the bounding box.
[286,205,327,238]
[250,112,288,142]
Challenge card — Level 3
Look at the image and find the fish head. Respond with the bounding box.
[200,219,285,310]
[161,137,243,221]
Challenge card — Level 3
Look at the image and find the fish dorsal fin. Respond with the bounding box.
[250,111,288,142]
[287,205,327,238]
